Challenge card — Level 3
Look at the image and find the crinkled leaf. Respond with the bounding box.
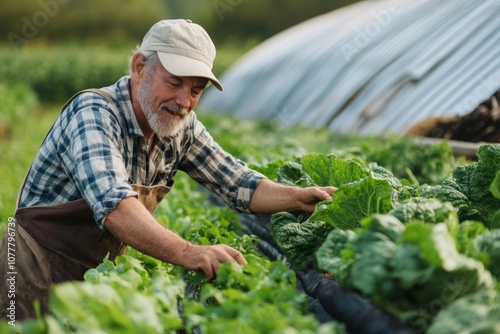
[270,212,332,270]
[310,176,394,229]
[420,179,484,222]
[389,197,459,236]
[276,161,313,186]
[453,144,500,226]
[300,153,369,187]
[316,229,356,284]
[370,164,416,202]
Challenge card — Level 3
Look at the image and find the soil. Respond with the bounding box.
[405,90,500,143]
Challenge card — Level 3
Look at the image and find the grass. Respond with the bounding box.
[0,104,59,229]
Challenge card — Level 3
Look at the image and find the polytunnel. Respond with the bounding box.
[199,0,500,137]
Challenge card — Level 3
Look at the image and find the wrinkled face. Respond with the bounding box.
[136,63,208,137]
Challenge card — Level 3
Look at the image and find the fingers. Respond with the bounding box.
[188,244,247,280]
[225,246,248,265]
[324,186,338,196]
[306,187,336,203]
[299,186,338,213]
[318,186,337,201]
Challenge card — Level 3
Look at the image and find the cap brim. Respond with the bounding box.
[157,52,223,91]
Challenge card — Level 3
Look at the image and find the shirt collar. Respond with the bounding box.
[111,76,144,139]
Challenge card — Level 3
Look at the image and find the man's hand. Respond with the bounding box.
[181,244,247,280]
[105,197,247,280]
[296,186,337,213]
[249,179,337,214]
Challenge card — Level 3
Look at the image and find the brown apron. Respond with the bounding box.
[0,90,170,321]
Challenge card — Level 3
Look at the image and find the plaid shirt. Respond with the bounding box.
[19,76,265,229]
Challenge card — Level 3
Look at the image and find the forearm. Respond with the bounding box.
[249,179,336,214]
[249,179,303,214]
[103,196,190,266]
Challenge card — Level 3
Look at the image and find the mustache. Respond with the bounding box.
[161,103,189,117]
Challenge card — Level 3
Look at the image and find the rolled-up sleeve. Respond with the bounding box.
[59,103,137,228]
[179,120,266,213]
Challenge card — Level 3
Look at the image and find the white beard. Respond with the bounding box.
[136,73,190,137]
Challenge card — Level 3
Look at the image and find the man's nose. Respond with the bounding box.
[175,87,191,109]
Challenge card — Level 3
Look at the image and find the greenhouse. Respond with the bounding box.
[200,0,500,137]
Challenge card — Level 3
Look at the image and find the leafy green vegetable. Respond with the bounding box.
[488,169,500,229]
[270,212,331,270]
[317,214,405,300]
[489,169,500,199]
[452,144,500,227]
[315,229,356,283]
[300,153,370,187]
[269,154,401,270]
[472,229,500,279]
[49,255,186,333]
[389,197,458,229]
[184,260,345,334]
[359,134,458,186]
[369,164,416,202]
[276,161,314,187]
[316,214,494,332]
[420,179,483,222]
[455,221,489,256]
[275,154,370,187]
[310,176,394,229]
[427,289,500,334]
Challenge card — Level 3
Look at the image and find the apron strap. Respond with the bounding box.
[15,89,116,211]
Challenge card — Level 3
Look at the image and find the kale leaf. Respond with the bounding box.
[389,197,458,228]
[452,144,500,227]
[270,212,331,270]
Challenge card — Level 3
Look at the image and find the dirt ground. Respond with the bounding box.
[405,90,500,143]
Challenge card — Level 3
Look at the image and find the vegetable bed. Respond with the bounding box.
[258,145,500,333]
[2,111,499,333]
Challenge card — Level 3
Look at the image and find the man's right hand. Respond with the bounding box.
[181,243,247,280]
[104,197,246,280]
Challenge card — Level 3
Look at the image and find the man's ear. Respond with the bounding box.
[131,53,146,82]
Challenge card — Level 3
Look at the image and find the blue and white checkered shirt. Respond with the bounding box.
[19,76,265,229]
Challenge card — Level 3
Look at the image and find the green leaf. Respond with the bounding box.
[310,176,394,229]
[421,179,484,222]
[456,221,489,255]
[276,161,311,186]
[473,229,500,279]
[316,229,356,284]
[427,289,500,334]
[489,170,500,199]
[270,212,332,270]
[453,144,500,226]
[300,153,369,187]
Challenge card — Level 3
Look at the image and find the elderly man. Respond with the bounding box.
[0,19,335,320]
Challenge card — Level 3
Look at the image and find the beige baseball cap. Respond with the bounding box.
[141,19,223,91]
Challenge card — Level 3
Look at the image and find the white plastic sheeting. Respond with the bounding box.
[199,0,500,136]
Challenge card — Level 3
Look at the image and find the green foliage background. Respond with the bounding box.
[0,0,361,103]
[1,0,360,48]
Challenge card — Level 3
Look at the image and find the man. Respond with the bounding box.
[0,19,336,320]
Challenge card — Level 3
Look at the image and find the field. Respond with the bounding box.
[1,45,499,334]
